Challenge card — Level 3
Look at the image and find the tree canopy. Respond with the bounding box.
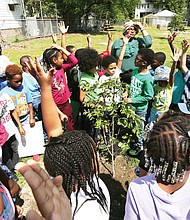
[24,0,141,22]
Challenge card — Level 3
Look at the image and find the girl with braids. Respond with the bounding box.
[44,130,110,220]
[25,57,110,220]
[42,43,78,131]
[124,112,190,220]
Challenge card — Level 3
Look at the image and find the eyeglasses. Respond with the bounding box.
[135,56,147,64]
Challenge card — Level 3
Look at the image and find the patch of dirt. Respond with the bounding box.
[20,156,136,219]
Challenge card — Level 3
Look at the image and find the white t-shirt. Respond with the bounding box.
[0,55,12,77]
[71,177,110,220]
[99,67,121,105]
[0,93,17,142]
[124,173,190,220]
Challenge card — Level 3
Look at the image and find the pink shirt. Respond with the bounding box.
[52,54,78,105]
[0,123,8,147]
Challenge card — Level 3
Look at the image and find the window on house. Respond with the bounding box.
[8,4,15,11]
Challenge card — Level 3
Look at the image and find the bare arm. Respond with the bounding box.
[169,48,180,86]
[28,103,35,127]
[58,21,69,61]
[51,32,57,44]
[87,34,92,48]
[181,39,189,74]
[106,32,112,54]
[58,21,69,49]
[52,43,71,57]
[167,32,178,55]
[80,89,86,103]
[26,57,62,138]
[11,109,25,135]
[118,36,129,70]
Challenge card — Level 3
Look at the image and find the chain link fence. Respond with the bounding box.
[0,18,60,43]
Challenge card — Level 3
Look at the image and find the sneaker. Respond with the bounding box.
[127,148,142,159]
[33,154,40,162]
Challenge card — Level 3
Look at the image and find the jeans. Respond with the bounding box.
[131,108,147,150]
[149,107,163,123]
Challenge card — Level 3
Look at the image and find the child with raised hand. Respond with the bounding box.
[26,57,110,220]
[42,41,78,131]
[149,48,180,122]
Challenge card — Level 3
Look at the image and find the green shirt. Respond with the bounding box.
[111,35,152,72]
[129,68,154,111]
[79,72,99,103]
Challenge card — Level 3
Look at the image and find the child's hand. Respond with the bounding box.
[51,32,57,44]
[182,39,189,53]
[15,205,24,219]
[58,21,69,34]
[167,32,177,44]
[51,43,61,50]
[171,48,180,62]
[29,118,35,128]
[123,97,132,103]
[123,36,130,45]
[18,125,26,136]
[16,160,72,220]
[26,57,55,88]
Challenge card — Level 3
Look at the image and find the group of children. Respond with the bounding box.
[0,20,190,219]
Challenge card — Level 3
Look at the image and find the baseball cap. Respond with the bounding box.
[178,102,190,114]
[154,65,171,81]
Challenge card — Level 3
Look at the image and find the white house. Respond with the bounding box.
[135,0,160,19]
[153,10,175,27]
[0,0,24,30]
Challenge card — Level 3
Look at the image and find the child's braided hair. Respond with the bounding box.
[145,112,190,183]
[44,130,108,216]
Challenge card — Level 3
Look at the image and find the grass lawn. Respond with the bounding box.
[4,26,190,67]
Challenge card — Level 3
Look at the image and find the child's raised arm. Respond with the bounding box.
[181,39,189,74]
[87,34,92,48]
[26,57,63,138]
[169,48,180,86]
[118,36,129,70]
[106,31,112,54]
[167,32,178,55]
[58,21,69,49]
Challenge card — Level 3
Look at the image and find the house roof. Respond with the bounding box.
[154,10,175,17]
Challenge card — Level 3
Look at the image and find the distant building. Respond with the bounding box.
[135,0,160,19]
[0,0,24,30]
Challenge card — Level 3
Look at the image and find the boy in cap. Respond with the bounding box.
[149,49,180,122]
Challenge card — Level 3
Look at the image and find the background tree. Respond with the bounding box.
[23,0,141,30]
